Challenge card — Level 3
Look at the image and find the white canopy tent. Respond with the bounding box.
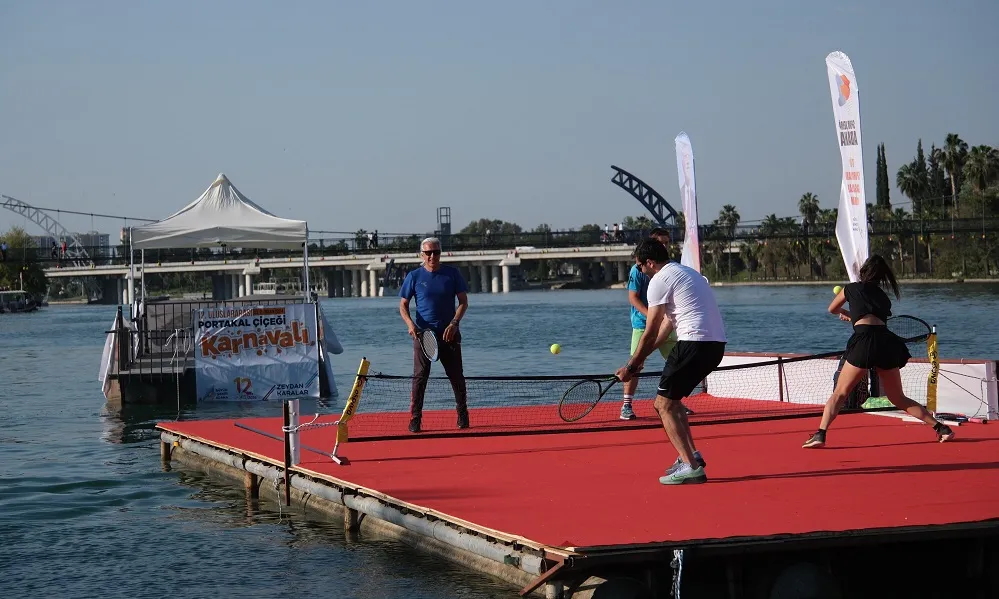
[128,173,311,301]
[131,172,307,249]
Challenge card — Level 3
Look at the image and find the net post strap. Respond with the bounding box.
[330,357,371,463]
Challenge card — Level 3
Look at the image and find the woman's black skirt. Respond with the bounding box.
[843,324,911,370]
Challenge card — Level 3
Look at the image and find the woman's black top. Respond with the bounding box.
[843,282,892,325]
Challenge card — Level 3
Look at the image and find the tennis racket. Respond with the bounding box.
[936,412,988,424]
[886,314,931,344]
[558,376,620,422]
[417,329,439,362]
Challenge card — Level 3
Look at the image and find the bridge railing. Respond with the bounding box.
[27,217,999,269]
[33,229,653,267]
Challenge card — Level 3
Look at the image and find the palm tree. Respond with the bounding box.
[942,133,969,218]
[717,205,740,279]
[814,208,838,278]
[897,161,937,273]
[740,240,760,280]
[963,145,999,246]
[759,214,781,279]
[896,161,925,211]
[798,193,820,226]
[963,145,999,195]
[889,208,911,276]
[798,193,819,277]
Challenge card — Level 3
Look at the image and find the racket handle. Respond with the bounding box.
[968,417,988,424]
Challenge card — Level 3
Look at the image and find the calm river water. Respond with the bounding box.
[2,284,996,598]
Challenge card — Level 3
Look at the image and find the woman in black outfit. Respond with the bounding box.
[803,255,954,448]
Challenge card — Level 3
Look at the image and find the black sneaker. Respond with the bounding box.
[934,422,955,442]
[802,430,826,448]
[409,417,421,433]
[457,410,469,429]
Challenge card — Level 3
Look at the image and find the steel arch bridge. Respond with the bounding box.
[2,194,101,298]
[609,165,680,230]
[1,194,96,266]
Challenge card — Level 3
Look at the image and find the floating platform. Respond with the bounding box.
[157,403,999,598]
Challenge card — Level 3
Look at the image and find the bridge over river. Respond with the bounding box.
[44,243,640,303]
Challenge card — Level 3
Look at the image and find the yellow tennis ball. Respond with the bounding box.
[550,343,561,355]
[833,285,843,294]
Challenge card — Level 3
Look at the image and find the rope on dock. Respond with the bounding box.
[281,414,343,433]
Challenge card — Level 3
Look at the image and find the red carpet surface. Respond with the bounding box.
[160,411,999,551]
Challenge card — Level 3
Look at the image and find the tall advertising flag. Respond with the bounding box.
[675,132,701,272]
[826,51,869,282]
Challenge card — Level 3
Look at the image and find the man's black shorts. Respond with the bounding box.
[658,340,726,400]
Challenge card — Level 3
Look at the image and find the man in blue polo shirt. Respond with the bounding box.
[399,237,470,433]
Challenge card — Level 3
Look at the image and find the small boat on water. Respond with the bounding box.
[0,290,41,314]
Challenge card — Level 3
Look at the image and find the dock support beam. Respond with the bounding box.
[244,471,260,500]
[160,440,172,462]
[345,507,360,532]
[544,582,564,599]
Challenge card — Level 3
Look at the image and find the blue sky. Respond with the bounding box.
[1,0,996,238]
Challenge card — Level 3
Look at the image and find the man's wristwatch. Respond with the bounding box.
[450,320,459,327]
[626,363,638,374]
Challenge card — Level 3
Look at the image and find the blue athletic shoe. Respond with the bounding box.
[620,404,636,420]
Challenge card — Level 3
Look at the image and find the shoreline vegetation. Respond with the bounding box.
[5,133,996,302]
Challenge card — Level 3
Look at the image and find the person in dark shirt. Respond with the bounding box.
[803,255,953,448]
[399,237,470,433]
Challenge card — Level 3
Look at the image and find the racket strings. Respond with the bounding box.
[559,380,601,421]
[888,317,928,342]
[420,331,439,359]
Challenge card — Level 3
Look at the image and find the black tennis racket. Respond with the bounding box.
[887,315,931,344]
[558,376,620,422]
[417,329,439,362]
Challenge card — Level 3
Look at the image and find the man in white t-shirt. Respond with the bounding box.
[616,239,727,485]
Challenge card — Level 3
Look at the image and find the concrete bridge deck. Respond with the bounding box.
[44,243,640,302]
[43,243,638,278]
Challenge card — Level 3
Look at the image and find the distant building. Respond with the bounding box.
[30,231,111,258]
[29,235,57,251]
[75,231,110,257]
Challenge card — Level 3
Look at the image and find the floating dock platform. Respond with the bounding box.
[157,402,999,598]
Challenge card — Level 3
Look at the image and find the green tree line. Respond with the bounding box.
[8,132,997,298]
[0,226,48,296]
[450,132,999,282]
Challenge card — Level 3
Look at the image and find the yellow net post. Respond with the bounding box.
[927,326,939,413]
[331,357,370,465]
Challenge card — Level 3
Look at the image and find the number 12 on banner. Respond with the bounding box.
[234,377,253,395]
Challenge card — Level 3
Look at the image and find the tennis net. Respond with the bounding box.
[315,350,933,442]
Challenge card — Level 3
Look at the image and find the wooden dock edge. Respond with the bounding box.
[159,431,619,599]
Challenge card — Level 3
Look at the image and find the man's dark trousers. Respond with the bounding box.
[410,329,468,423]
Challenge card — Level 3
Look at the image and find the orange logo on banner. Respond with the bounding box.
[837,74,851,106]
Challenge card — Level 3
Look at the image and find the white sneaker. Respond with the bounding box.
[660,462,707,485]
[664,453,706,476]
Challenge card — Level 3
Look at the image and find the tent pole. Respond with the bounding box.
[302,228,311,303]
[140,249,146,304]
[128,228,134,310]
